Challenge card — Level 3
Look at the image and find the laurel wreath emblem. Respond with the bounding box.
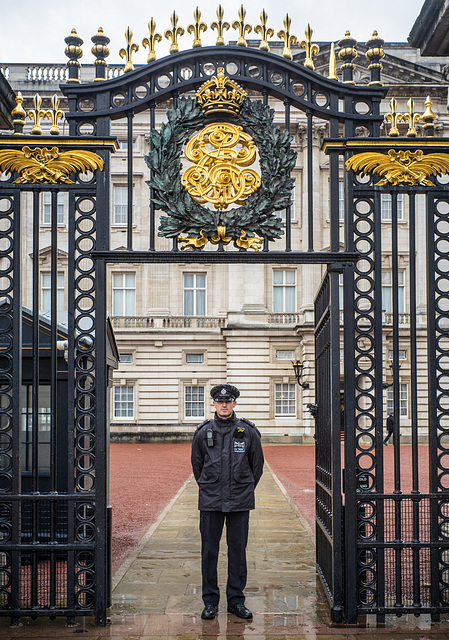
[144,95,297,247]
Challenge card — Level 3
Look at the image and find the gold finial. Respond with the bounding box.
[338,30,357,84]
[142,18,162,62]
[299,24,319,70]
[422,95,436,137]
[328,42,338,80]
[64,28,84,83]
[46,95,64,136]
[402,98,420,137]
[165,11,185,54]
[384,98,403,137]
[211,5,230,45]
[277,14,297,60]
[232,5,252,47]
[187,7,207,48]
[254,10,274,52]
[119,27,139,73]
[11,91,27,135]
[91,27,110,81]
[28,94,48,135]
[365,30,385,86]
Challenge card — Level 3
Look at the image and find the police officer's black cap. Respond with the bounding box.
[211,384,240,402]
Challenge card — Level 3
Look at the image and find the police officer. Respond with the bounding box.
[191,383,264,621]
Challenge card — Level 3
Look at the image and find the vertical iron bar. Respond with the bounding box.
[329,115,339,254]
[149,102,156,251]
[373,190,385,614]
[391,192,401,492]
[307,109,314,251]
[127,111,133,250]
[50,191,58,608]
[66,189,76,615]
[409,191,421,607]
[284,99,291,252]
[391,192,403,608]
[31,191,40,610]
[262,89,269,252]
[426,193,440,618]
[11,188,22,616]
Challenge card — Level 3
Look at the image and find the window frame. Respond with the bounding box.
[184,384,205,420]
[42,191,65,226]
[40,271,65,313]
[274,382,297,417]
[183,272,207,317]
[113,385,135,420]
[113,184,135,226]
[112,272,136,317]
[272,269,297,313]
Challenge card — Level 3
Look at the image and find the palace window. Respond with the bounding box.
[186,353,204,364]
[114,386,134,419]
[273,270,296,313]
[112,273,136,316]
[184,273,206,316]
[275,383,296,416]
[185,385,205,418]
[381,270,405,314]
[42,192,65,225]
[113,185,135,225]
[381,193,404,221]
[40,272,65,313]
[387,383,408,418]
[276,350,295,360]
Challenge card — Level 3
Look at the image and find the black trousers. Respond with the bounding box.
[199,510,249,606]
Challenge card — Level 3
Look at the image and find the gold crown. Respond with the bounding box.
[196,68,247,117]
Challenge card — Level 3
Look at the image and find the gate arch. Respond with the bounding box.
[0,23,448,627]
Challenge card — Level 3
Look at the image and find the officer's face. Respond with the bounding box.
[213,400,236,419]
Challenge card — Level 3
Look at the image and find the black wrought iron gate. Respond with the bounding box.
[0,20,449,626]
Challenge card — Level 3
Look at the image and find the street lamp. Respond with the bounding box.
[292,358,309,389]
[383,358,402,389]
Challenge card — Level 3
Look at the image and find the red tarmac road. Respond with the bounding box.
[110,442,430,572]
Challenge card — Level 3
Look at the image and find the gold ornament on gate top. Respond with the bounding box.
[196,67,246,116]
[181,122,261,209]
[181,69,261,211]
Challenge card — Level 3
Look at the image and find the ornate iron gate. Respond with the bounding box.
[0,12,448,625]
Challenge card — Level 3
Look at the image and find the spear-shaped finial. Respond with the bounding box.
[254,9,274,51]
[187,7,207,48]
[211,5,230,45]
[299,24,319,70]
[232,5,252,47]
[165,11,185,54]
[119,27,139,73]
[277,14,297,60]
[142,18,162,63]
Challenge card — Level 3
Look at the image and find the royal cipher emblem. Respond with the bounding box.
[144,68,297,251]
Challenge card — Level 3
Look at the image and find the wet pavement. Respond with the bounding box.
[2,465,449,639]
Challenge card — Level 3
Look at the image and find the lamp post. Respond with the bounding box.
[383,358,402,389]
[292,358,309,389]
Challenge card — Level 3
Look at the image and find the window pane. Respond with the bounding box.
[284,287,296,312]
[276,350,295,360]
[285,271,296,285]
[273,288,283,313]
[184,273,194,288]
[196,290,206,316]
[184,290,194,316]
[114,386,134,418]
[186,353,204,364]
[185,385,205,418]
[273,271,284,285]
[275,383,296,416]
[196,273,206,288]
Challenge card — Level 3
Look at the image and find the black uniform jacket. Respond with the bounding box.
[191,412,264,512]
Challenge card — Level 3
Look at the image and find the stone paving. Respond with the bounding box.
[2,465,449,639]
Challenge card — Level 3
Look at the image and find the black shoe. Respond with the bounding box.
[227,603,252,619]
[201,604,218,620]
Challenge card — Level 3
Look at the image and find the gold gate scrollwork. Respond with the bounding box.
[181,122,261,210]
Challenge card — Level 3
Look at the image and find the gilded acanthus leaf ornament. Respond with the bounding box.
[345,149,449,187]
[0,146,104,184]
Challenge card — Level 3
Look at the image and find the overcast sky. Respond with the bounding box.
[1,0,427,65]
